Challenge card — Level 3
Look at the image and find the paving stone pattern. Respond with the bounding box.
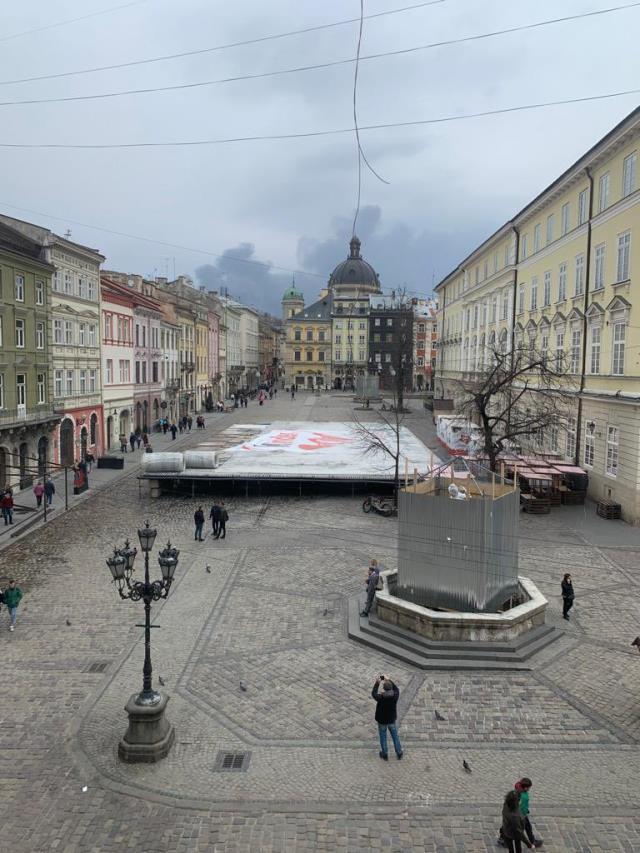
[1,394,640,851]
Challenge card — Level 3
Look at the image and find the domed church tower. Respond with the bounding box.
[281,279,304,321]
[328,235,381,295]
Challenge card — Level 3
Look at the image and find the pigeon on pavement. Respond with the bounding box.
[66,619,72,626]
[434,710,446,721]
[205,565,212,574]
[463,760,472,773]
[239,681,248,692]
[158,676,165,686]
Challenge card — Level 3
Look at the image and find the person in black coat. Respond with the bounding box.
[561,573,574,620]
[194,506,205,541]
[371,676,403,760]
[209,502,221,538]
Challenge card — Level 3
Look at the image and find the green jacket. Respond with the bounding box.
[3,586,22,608]
[518,789,530,817]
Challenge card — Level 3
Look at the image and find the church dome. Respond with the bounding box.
[329,236,380,291]
[282,284,304,300]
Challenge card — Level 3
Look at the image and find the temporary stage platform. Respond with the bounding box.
[140,421,438,494]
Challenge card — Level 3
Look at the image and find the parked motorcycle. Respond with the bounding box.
[362,495,396,517]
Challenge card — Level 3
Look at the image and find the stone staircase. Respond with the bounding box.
[347,597,560,671]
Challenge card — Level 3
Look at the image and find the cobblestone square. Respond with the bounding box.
[2,396,640,851]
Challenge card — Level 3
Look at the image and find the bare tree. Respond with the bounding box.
[353,388,405,505]
[453,346,577,472]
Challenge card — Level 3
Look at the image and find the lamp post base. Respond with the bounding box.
[118,691,175,763]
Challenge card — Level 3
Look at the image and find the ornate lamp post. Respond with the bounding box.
[106,521,179,763]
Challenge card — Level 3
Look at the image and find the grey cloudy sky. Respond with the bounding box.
[1,0,639,312]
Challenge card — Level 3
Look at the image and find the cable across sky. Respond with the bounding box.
[0,3,638,108]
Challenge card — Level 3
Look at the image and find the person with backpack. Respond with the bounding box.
[4,579,23,632]
[1,489,14,525]
[371,675,403,760]
[218,501,229,539]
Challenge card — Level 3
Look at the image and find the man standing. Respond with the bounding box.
[1,490,14,525]
[218,501,229,539]
[4,579,23,632]
[561,573,574,621]
[170,423,178,440]
[210,501,221,538]
[360,560,380,618]
[44,478,55,506]
[371,676,403,760]
[129,431,136,452]
[194,506,205,541]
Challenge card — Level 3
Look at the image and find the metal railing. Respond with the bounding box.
[0,407,60,427]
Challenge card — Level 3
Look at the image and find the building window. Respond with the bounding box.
[0,374,3,409]
[318,351,325,362]
[0,316,2,346]
[64,320,73,345]
[518,285,525,314]
[88,278,97,301]
[520,234,528,260]
[502,293,509,320]
[616,231,631,282]
[306,350,313,361]
[558,263,567,301]
[385,333,393,343]
[561,202,570,236]
[318,331,325,342]
[533,223,541,253]
[504,244,510,266]
[15,274,25,302]
[65,370,74,395]
[584,423,595,467]
[594,244,605,290]
[475,266,479,284]
[374,318,380,327]
[294,329,301,341]
[359,334,365,344]
[119,360,129,382]
[546,214,555,245]
[335,334,341,344]
[141,361,147,383]
[106,359,113,384]
[16,374,26,407]
[612,321,626,375]
[540,333,549,367]
[566,416,576,458]
[549,421,559,452]
[89,325,96,347]
[35,279,44,305]
[15,318,25,348]
[89,369,96,392]
[54,319,63,344]
[54,370,62,397]
[306,330,313,341]
[574,255,585,296]
[622,151,637,197]
[78,323,86,346]
[543,271,551,306]
[386,318,393,327]
[335,350,341,361]
[555,330,564,369]
[78,276,87,299]
[490,298,497,322]
[79,370,86,394]
[104,314,112,339]
[598,172,610,212]
[578,189,589,225]
[36,322,44,349]
[294,351,301,362]
[606,426,619,476]
[385,353,392,363]
[570,329,581,373]
[53,271,62,292]
[135,361,141,383]
[64,271,73,294]
[530,278,538,310]
[493,251,498,273]
[152,361,158,382]
[589,325,601,374]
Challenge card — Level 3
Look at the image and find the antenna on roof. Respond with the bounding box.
[64,229,72,239]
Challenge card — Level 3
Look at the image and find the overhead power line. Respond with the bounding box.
[0,3,638,107]
[0,200,326,280]
[0,0,150,44]
[1,88,638,149]
[0,1,446,87]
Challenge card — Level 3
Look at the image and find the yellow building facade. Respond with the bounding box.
[283,295,332,390]
[436,107,640,521]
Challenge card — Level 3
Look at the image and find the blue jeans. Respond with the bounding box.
[2,507,12,524]
[378,723,402,757]
[195,523,204,540]
[8,607,18,626]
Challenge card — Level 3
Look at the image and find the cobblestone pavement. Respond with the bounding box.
[2,393,640,851]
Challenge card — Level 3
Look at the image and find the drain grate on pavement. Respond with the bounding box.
[213,750,251,772]
[84,661,110,673]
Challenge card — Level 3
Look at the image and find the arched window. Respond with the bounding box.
[90,413,98,445]
[499,328,508,354]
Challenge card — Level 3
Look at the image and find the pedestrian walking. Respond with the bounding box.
[194,506,205,541]
[119,433,128,452]
[1,489,14,525]
[500,789,533,852]
[170,423,177,440]
[129,431,136,452]
[142,432,149,448]
[33,480,45,508]
[210,501,221,538]
[187,416,193,431]
[162,419,168,434]
[371,675,403,760]
[135,431,142,449]
[44,478,55,506]
[561,573,574,621]
[291,385,295,400]
[4,579,23,632]
[514,778,543,847]
[360,560,380,618]
[218,501,228,539]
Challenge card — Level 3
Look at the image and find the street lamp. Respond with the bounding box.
[106,521,179,762]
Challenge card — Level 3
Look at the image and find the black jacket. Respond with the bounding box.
[371,681,399,725]
[194,510,204,525]
[501,804,527,842]
[210,505,221,520]
[561,579,574,600]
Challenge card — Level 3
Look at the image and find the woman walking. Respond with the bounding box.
[501,790,533,852]
[561,573,574,621]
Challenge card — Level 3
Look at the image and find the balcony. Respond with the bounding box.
[180,361,195,373]
[0,406,61,429]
